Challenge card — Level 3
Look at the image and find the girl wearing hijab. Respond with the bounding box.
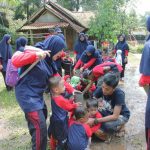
[139,16,150,150]
[16,36,28,52]
[114,34,129,81]
[74,33,88,62]
[0,34,13,91]
[73,45,102,73]
[12,35,66,150]
[35,35,66,76]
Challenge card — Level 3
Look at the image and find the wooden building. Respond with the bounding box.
[17,1,94,50]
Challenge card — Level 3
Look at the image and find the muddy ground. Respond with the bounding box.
[0,53,147,150]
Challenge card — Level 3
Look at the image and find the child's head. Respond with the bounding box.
[86,99,98,116]
[109,51,115,58]
[49,76,65,95]
[74,107,89,123]
[82,69,94,80]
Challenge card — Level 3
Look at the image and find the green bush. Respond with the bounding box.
[136,44,144,53]
[129,44,144,54]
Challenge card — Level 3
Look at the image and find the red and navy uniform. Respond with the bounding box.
[90,112,102,133]
[114,36,129,78]
[48,95,77,149]
[12,50,54,150]
[92,62,123,81]
[67,121,92,150]
[74,45,102,70]
[12,36,66,150]
[74,33,89,61]
[103,56,116,63]
[139,17,150,149]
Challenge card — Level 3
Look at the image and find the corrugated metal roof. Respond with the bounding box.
[20,22,69,31]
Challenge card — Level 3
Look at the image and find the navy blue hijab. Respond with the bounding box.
[80,45,102,65]
[140,16,150,75]
[115,34,129,62]
[0,34,12,61]
[35,35,66,72]
[74,33,88,60]
[16,37,28,52]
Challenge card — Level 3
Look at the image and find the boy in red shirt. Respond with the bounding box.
[48,76,81,150]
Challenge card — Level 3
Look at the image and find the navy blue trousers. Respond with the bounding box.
[25,109,47,150]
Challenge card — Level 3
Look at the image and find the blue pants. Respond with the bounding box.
[102,115,129,134]
[25,109,47,150]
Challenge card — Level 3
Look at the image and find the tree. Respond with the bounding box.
[139,11,150,27]
[14,0,43,20]
[56,0,101,11]
[88,0,131,43]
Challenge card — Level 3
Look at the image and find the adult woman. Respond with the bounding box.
[74,33,88,62]
[139,16,150,150]
[114,34,129,81]
[74,45,102,73]
[12,35,66,150]
[0,34,13,91]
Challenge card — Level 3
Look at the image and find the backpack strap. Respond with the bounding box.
[19,59,40,79]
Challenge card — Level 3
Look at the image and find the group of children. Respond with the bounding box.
[47,44,126,150]
[48,76,103,150]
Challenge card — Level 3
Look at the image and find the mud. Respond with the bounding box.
[90,54,146,150]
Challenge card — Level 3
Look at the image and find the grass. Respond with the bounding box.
[0,75,51,150]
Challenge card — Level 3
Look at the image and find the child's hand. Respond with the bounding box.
[87,118,95,127]
[36,51,50,60]
[80,67,84,73]
[76,102,82,107]
[73,69,77,75]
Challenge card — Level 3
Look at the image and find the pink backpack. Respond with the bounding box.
[5,59,39,87]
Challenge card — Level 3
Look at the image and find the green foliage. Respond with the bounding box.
[0,25,9,39]
[88,0,138,43]
[125,9,139,34]
[129,44,144,54]
[57,0,100,11]
[0,7,26,49]
[139,11,150,27]
[14,0,43,20]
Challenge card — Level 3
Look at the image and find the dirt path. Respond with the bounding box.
[0,53,147,150]
[91,54,146,150]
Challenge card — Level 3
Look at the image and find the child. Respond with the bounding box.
[86,99,103,138]
[73,45,102,74]
[82,62,123,92]
[62,51,73,76]
[67,107,92,150]
[48,76,81,150]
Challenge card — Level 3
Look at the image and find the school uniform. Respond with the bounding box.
[92,62,123,82]
[90,112,102,133]
[139,17,150,149]
[0,34,13,91]
[48,95,77,149]
[67,121,92,150]
[74,45,102,70]
[12,35,66,150]
[74,33,89,61]
[115,37,129,78]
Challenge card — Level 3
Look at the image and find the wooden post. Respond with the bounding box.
[30,30,34,45]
